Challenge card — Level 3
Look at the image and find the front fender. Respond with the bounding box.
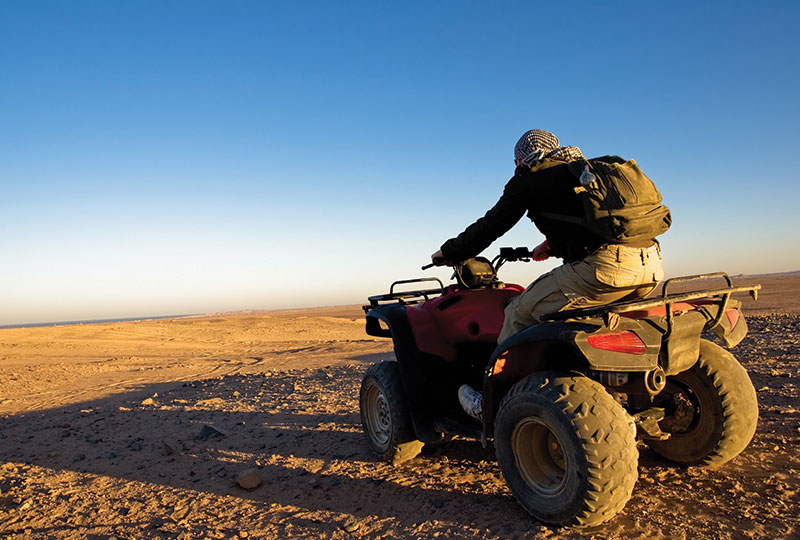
[365,305,397,338]
[363,304,442,444]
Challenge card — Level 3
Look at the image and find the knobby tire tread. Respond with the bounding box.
[496,373,638,528]
[648,339,758,466]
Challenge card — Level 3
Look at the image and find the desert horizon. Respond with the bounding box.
[5,269,799,331]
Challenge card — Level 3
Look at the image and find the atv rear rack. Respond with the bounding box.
[363,277,446,312]
[541,273,760,332]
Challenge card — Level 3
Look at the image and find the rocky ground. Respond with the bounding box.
[0,281,798,539]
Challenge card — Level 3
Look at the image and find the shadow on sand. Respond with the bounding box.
[0,360,535,538]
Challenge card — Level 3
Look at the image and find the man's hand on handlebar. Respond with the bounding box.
[430,249,453,267]
[531,240,551,261]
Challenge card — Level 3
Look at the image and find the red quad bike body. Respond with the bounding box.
[359,249,761,528]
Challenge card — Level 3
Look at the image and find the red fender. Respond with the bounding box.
[406,285,524,362]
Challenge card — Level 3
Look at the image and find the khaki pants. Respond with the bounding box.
[498,243,664,343]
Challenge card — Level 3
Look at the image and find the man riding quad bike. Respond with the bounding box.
[359,130,758,527]
[360,250,759,527]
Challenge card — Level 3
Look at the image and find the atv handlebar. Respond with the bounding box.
[422,247,533,271]
[496,247,534,263]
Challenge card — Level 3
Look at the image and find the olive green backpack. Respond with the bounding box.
[539,155,671,244]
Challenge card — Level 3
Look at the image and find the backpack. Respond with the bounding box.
[539,155,671,244]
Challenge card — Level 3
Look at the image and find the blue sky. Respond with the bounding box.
[2,1,798,325]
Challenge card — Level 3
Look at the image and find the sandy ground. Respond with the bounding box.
[0,275,798,539]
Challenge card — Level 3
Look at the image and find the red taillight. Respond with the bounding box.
[587,331,647,355]
[725,309,740,329]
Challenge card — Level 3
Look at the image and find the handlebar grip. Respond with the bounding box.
[421,263,435,270]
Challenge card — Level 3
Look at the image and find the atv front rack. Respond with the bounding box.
[541,273,760,332]
[363,277,445,312]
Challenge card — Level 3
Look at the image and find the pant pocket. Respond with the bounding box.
[651,260,665,282]
[594,261,640,288]
[514,273,571,322]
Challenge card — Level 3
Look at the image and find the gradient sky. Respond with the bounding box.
[2,1,799,325]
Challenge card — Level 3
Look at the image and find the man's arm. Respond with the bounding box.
[438,173,529,263]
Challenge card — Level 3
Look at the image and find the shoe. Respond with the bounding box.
[458,384,483,421]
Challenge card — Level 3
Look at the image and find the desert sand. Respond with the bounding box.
[0,275,798,539]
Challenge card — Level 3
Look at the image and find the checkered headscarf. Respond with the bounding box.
[514,129,584,165]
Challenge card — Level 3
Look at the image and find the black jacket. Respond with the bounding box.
[440,158,607,263]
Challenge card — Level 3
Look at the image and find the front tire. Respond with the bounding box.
[495,373,638,528]
[646,339,758,466]
[360,362,424,465]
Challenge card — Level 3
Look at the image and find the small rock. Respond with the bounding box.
[128,438,143,451]
[196,425,228,440]
[341,517,360,533]
[141,398,156,406]
[163,442,176,456]
[236,469,262,490]
[170,504,190,521]
[195,397,225,407]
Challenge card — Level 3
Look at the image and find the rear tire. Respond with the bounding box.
[360,362,423,465]
[646,339,758,466]
[494,373,638,528]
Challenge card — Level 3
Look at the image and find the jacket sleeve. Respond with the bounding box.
[440,173,530,262]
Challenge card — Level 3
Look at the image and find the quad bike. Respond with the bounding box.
[359,248,761,528]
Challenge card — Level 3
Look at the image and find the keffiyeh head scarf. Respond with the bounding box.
[514,129,584,165]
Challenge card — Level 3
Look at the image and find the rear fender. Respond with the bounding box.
[482,321,592,436]
[697,298,748,348]
[482,319,662,436]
